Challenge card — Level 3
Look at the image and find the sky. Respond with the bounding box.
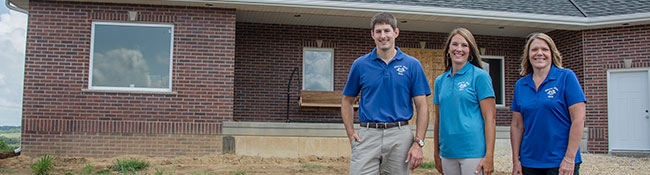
[0,0,27,126]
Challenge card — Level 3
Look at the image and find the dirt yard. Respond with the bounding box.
[0,153,453,175]
[1,151,650,175]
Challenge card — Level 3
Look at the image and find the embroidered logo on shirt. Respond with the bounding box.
[545,87,558,98]
[394,65,408,75]
[457,81,470,91]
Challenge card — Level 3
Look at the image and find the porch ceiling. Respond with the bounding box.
[8,0,650,37]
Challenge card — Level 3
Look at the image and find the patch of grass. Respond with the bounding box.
[108,158,149,174]
[300,163,322,169]
[30,155,55,175]
[0,168,11,174]
[75,164,104,175]
[154,168,164,175]
[419,162,435,169]
[153,156,177,175]
[74,164,112,175]
[82,164,93,175]
[95,170,111,175]
[232,170,246,175]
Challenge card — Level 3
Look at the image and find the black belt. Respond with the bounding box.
[360,121,408,129]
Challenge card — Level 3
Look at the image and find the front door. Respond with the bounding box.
[607,69,650,151]
[401,48,445,126]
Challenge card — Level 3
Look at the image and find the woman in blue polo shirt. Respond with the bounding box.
[433,28,497,175]
[510,33,586,175]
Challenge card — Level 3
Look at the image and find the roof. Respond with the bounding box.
[341,0,584,17]
[339,0,650,17]
[7,0,650,37]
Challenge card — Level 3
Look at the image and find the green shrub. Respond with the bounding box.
[0,140,12,151]
[0,140,18,152]
[30,155,55,175]
[108,158,149,174]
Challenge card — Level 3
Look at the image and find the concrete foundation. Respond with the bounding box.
[222,122,588,161]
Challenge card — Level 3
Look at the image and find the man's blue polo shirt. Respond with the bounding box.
[342,47,431,123]
[511,65,586,168]
[433,63,495,158]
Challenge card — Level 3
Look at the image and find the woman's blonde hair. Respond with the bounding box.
[443,28,483,70]
[520,33,563,76]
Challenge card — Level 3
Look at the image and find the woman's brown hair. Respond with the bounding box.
[443,28,483,71]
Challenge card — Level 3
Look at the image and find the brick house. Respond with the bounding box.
[8,0,650,157]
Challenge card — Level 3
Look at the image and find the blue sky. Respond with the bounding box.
[0,0,27,126]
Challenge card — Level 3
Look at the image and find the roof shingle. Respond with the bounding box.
[332,0,650,17]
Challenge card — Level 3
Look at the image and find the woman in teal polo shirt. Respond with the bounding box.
[510,33,586,175]
[433,28,497,175]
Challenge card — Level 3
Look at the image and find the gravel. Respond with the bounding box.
[492,148,650,175]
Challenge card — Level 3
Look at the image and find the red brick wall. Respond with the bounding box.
[22,1,235,157]
[581,24,650,153]
[234,23,525,125]
[26,1,636,156]
[474,35,527,125]
[548,30,584,80]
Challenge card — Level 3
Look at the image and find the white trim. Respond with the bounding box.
[10,0,650,31]
[302,47,334,91]
[481,55,506,107]
[606,68,650,152]
[8,0,650,33]
[5,0,27,14]
[197,0,650,29]
[606,67,650,73]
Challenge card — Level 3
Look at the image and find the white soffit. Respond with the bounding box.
[8,0,650,37]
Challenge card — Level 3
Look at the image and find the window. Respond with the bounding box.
[89,22,174,92]
[481,56,505,106]
[302,48,334,91]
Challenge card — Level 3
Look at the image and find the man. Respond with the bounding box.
[341,12,431,175]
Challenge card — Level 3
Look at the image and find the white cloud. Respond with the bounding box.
[0,10,27,126]
[92,48,154,87]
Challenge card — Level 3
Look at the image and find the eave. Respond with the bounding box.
[8,0,650,37]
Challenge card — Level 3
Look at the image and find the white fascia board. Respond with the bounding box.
[584,12,650,26]
[193,0,650,29]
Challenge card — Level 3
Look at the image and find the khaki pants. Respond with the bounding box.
[349,125,413,175]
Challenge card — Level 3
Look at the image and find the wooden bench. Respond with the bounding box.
[299,90,359,108]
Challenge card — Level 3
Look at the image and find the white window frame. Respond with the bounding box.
[89,21,174,92]
[481,55,506,107]
[302,48,334,91]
